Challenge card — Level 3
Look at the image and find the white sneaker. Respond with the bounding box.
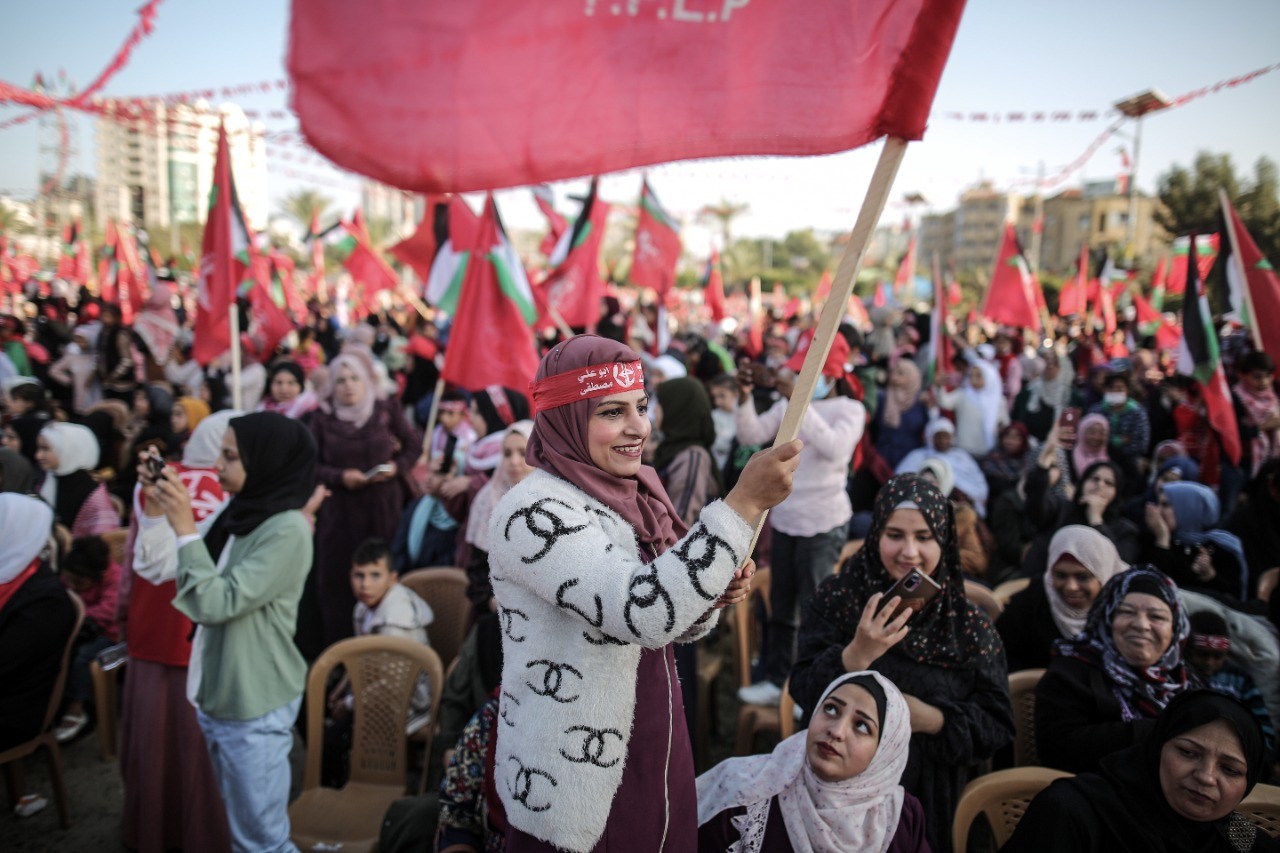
[737,681,783,706]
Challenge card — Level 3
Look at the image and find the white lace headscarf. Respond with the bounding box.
[696,671,911,853]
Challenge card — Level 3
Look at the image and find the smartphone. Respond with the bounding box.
[877,569,943,623]
[363,463,394,479]
[144,447,166,481]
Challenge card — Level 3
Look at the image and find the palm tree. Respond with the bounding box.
[278,189,334,232]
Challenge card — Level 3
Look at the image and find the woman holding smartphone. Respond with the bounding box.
[790,473,1014,853]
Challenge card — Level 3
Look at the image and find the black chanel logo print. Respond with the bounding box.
[556,578,603,628]
[507,756,557,812]
[500,606,530,643]
[500,690,520,728]
[504,498,589,563]
[673,523,740,601]
[624,563,674,639]
[525,659,584,704]
[559,725,624,768]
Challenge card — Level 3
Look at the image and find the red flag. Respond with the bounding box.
[1099,280,1117,335]
[55,220,86,284]
[1133,291,1180,350]
[389,195,448,280]
[539,180,610,329]
[1177,235,1241,465]
[533,185,568,259]
[193,124,247,366]
[1221,194,1280,364]
[783,296,802,320]
[873,281,887,307]
[1151,255,1167,294]
[702,250,727,323]
[289,0,967,193]
[893,233,917,302]
[441,195,540,393]
[929,253,954,384]
[980,222,1039,329]
[814,270,833,305]
[771,283,786,312]
[1057,244,1089,318]
[307,208,325,293]
[1166,234,1219,295]
[98,220,119,304]
[243,278,295,363]
[342,228,399,299]
[846,294,871,328]
[629,179,681,298]
[115,224,148,324]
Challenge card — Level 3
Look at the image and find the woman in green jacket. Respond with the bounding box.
[149,411,318,853]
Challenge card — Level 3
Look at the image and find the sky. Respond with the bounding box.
[2,0,1278,247]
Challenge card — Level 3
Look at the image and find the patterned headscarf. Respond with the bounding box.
[1054,566,1194,721]
[839,474,1002,670]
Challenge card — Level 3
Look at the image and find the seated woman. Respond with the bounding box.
[996,526,1127,672]
[1143,481,1248,601]
[791,474,1013,853]
[1006,690,1279,852]
[1035,566,1196,773]
[1022,457,1141,576]
[896,418,990,517]
[696,671,929,853]
[918,458,988,582]
[36,422,120,536]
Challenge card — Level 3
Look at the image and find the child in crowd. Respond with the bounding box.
[324,538,435,786]
[56,536,121,742]
[1184,610,1276,762]
[707,374,738,475]
[430,390,478,463]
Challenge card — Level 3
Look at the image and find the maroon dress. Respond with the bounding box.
[310,399,421,646]
[506,643,698,852]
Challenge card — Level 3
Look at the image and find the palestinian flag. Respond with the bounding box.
[926,252,954,386]
[892,231,917,303]
[532,184,568,259]
[193,123,253,365]
[56,220,88,284]
[1149,255,1167,311]
[423,197,481,315]
[1220,191,1280,363]
[980,222,1039,330]
[1166,234,1219,295]
[539,178,610,329]
[1176,234,1241,465]
[441,194,540,392]
[1133,290,1180,351]
[629,178,681,297]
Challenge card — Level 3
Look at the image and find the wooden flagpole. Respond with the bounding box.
[229,302,243,411]
[1219,189,1264,350]
[748,137,909,549]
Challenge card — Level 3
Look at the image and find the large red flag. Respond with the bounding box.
[1177,235,1241,465]
[1221,194,1280,363]
[540,180,610,329]
[289,1,967,192]
[342,228,399,299]
[193,124,247,366]
[441,195,540,393]
[1166,234,1219,296]
[533,185,568,259]
[1059,244,1089,317]
[981,222,1039,329]
[629,179,681,298]
[702,249,727,323]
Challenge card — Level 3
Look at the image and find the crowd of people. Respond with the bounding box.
[1,276,1279,853]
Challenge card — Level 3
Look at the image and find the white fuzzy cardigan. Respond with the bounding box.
[489,469,753,852]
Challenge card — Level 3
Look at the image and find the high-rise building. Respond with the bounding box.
[95,101,268,233]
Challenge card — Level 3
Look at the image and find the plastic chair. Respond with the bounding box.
[399,567,469,671]
[992,577,1030,608]
[1257,568,1279,603]
[289,635,444,853]
[951,766,1071,853]
[964,580,1003,621]
[777,679,797,741]
[1239,783,1280,839]
[1008,668,1046,767]
[732,567,779,755]
[0,592,84,828]
[89,642,129,762]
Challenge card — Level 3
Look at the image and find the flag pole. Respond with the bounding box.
[229,300,243,410]
[747,137,909,551]
[419,375,446,462]
[1219,189,1264,350]
[546,304,575,341]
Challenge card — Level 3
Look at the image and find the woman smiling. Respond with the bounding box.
[1007,690,1278,852]
[1035,566,1196,774]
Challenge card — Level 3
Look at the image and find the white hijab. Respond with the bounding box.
[696,671,910,853]
[962,357,1004,452]
[465,421,534,552]
[1043,525,1128,638]
[0,493,53,582]
[37,422,100,510]
[182,410,241,470]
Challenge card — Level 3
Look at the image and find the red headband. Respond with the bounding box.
[1191,634,1230,652]
[531,360,644,413]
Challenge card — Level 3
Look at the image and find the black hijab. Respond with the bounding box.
[472,386,530,436]
[0,448,36,494]
[203,412,317,562]
[837,474,1003,670]
[1091,690,1270,852]
[653,377,721,490]
[8,414,48,464]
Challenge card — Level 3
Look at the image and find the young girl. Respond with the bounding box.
[54,536,121,742]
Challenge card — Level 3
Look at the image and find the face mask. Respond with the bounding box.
[814,374,833,399]
[1104,391,1127,406]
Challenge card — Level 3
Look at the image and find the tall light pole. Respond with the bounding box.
[1113,88,1172,263]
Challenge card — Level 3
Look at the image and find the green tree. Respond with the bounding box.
[1156,152,1280,264]
[278,189,334,232]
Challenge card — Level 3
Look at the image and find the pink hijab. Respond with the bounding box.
[526,336,686,554]
[1072,412,1111,476]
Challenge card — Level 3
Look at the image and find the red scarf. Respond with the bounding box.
[0,559,40,612]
